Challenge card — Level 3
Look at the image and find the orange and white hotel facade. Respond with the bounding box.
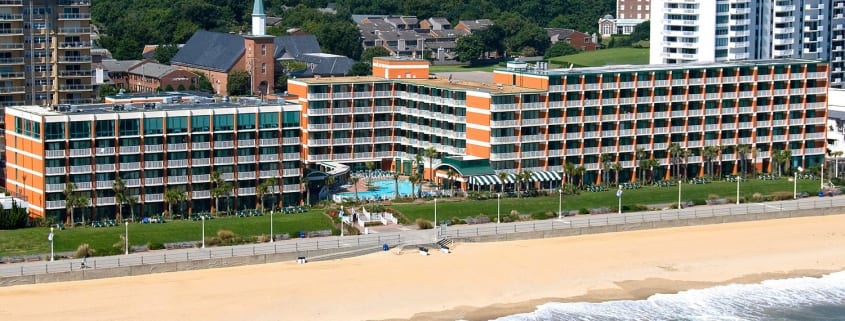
[289,57,829,187]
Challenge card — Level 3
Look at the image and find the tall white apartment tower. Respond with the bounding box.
[651,0,845,87]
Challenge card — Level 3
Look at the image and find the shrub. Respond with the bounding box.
[255,234,271,243]
[751,193,765,202]
[692,199,706,206]
[630,204,649,212]
[707,193,721,200]
[510,209,519,216]
[578,208,590,215]
[148,242,165,250]
[386,209,410,225]
[771,191,793,201]
[75,243,95,258]
[450,216,464,225]
[416,218,433,229]
[364,221,383,227]
[502,216,513,223]
[217,230,235,242]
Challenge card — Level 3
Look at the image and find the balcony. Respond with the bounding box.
[491,135,519,144]
[125,179,141,187]
[46,183,64,192]
[283,184,300,193]
[58,55,92,63]
[490,103,519,112]
[0,28,23,35]
[259,154,279,162]
[520,151,545,158]
[490,152,519,161]
[169,176,189,184]
[58,27,91,34]
[259,138,278,146]
[259,170,278,178]
[283,137,299,145]
[283,168,300,177]
[145,194,164,202]
[332,122,351,130]
[143,177,164,186]
[521,134,545,142]
[75,182,92,190]
[95,180,114,189]
[192,158,210,166]
[96,164,115,172]
[214,140,235,148]
[236,155,255,163]
[119,146,141,153]
[145,145,163,153]
[70,165,92,173]
[46,167,66,175]
[522,102,545,110]
[238,171,256,180]
[144,160,164,169]
[192,190,211,199]
[0,86,24,94]
[334,153,352,161]
[167,143,187,151]
[168,159,188,167]
[47,200,66,209]
[522,118,545,126]
[237,139,255,147]
[0,57,24,64]
[46,150,66,158]
[58,13,91,20]
[238,187,257,195]
[491,120,519,127]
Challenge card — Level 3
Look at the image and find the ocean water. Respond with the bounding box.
[496,270,845,321]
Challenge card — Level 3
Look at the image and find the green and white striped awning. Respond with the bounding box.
[496,171,562,183]
[470,174,503,185]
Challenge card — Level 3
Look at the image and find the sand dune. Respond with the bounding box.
[1,215,844,321]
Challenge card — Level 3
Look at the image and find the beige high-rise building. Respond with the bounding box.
[0,0,93,108]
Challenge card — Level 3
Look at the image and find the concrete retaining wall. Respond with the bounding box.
[454,207,845,243]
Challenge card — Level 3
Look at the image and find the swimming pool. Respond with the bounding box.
[337,180,414,200]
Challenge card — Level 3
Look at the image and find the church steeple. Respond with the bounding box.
[251,0,266,36]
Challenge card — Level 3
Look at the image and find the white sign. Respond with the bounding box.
[616,189,623,198]
[48,233,54,242]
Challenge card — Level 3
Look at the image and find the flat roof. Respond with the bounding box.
[295,75,543,94]
[497,58,824,76]
[9,100,298,116]
[373,57,429,62]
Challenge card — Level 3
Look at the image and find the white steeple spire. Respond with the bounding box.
[251,0,266,36]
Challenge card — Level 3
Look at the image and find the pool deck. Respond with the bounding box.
[339,176,432,198]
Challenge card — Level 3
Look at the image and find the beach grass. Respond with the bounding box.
[389,179,822,222]
[548,47,649,67]
[0,211,335,257]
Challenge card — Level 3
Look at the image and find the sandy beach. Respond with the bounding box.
[1,215,844,321]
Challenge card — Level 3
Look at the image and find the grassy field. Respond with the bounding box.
[389,179,821,222]
[0,211,335,257]
[548,47,649,67]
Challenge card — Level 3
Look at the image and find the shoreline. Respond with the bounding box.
[400,269,837,321]
[1,215,844,321]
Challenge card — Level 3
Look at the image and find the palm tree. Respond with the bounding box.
[209,170,225,216]
[668,143,683,179]
[112,177,127,223]
[63,182,77,226]
[521,169,533,195]
[324,175,336,200]
[645,158,660,184]
[423,146,438,182]
[736,144,752,178]
[408,173,420,199]
[600,153,614,185]
[563,161,576,185]
[414,153,424,176]
[635,147,647,182]
[445,168,457,196]
[257,177,277,211]
[392,172,400,199]
[498,171,510,193]
[365,161,376,184]
[351,177,360,201]
[574,166,586,187]
[681,148,692,179]
[164,188,186,220]
[703,146,720,179]
[127,195,138,222]
[612,162,623,185]
[773,149,792,177]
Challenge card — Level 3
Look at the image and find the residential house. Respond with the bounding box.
[546,28,599,51]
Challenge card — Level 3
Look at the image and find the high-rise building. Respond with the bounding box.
[0,0,94,108]
[650,0,845,87]
[618,0,652,20]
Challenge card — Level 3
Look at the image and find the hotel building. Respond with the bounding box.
[5,102,303,219]
[0,0,94,107]
[650,0,845,88]
[6,57,830,219]
[289,57,828,187]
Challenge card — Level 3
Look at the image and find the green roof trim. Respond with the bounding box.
[438,156,496,176]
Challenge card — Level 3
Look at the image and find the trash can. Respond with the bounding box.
[299,231,305,238]
[818,191,825,198]
[382,243,389,251]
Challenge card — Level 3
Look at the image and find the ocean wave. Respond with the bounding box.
[495,270,845,321]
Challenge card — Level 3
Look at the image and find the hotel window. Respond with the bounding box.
[69,121,90,139]
[213,114,234,131]
[237,113,256,130]
[192,115,210,132]
[95,120,114,137]
[261,44,266,56]
[259,112,278,129]
[261,63,266,74]
[119,119,139,136]
[144,118,163,135]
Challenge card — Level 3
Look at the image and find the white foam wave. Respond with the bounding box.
[495,270,845,321]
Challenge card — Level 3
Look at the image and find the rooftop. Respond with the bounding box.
[294,75,543,94]
[497,58,825,76]
[9,100,297,117]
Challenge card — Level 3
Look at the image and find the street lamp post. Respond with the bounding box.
[736,176,741,205]
[433,197,438,241]
[270,209,275,242]
[678,180,682,210]
[558,189,563,220]
[338,206,343,237]
[49,227,54,262]
[124,221,129,255]
[794,166,804,199]
[497,193,501,224]
[821,161,825,190]
[616,185,623,214]
[201,215,206,249]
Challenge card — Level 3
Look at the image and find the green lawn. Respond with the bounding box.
[548,47,649,67]
[390,179,821,222]
[0,211,335,257]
